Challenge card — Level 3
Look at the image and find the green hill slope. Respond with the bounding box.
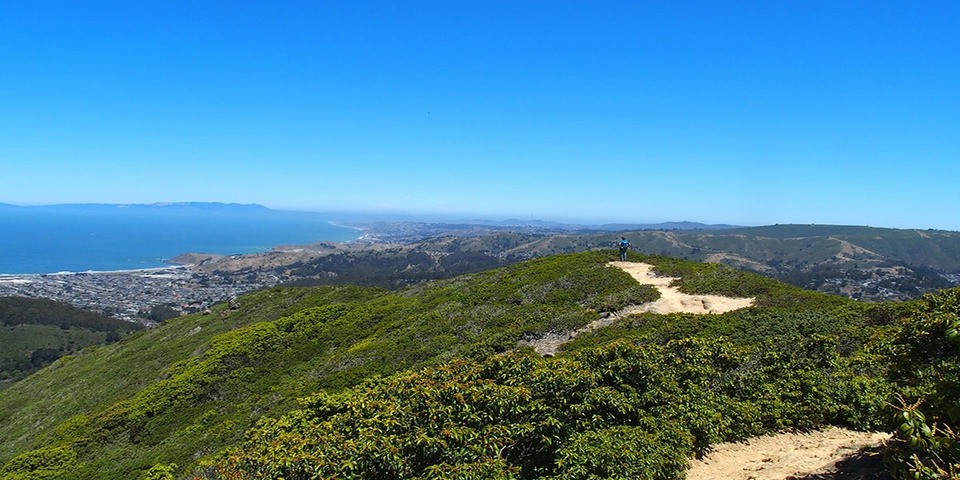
[0,251,956,479]
[0,297,143,384]
[0,252,655,478]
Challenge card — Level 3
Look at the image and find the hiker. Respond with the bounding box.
[617,237,629,261]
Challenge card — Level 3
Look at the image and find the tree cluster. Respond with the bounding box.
[0,297,139,332]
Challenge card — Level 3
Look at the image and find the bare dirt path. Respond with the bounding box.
[609,261,756,314]
[687,427,890,480]
[520,261,755,355]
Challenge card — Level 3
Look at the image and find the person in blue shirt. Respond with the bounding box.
[618,237,629,261]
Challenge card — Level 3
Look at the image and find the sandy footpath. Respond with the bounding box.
[521,262,755,356]
[609,261,756,314]
[687,427,890,480]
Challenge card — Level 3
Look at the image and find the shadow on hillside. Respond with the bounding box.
[789,445,891,480]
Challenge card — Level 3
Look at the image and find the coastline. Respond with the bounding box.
[327,220,364,232]
[0,264,191,278]
[0,212,368,319]
[0,225,366,276]
[0,210,364,276]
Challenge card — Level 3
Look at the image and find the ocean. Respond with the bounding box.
[0,204,361,274]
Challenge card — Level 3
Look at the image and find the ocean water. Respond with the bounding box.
[0,204,360,274]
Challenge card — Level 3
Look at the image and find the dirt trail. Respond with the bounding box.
[687,428,890,480]
[610,261,756,315]
[613,262,890,479]
[520,262,755,356]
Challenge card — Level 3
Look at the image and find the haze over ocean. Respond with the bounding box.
[0,205,359,274]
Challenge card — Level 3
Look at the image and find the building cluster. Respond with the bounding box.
[0,268,263,323]
[819,267,958,301]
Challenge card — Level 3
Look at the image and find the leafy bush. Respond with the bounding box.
[0,445,78,480]
[142,462,178,480]
[884,288,960,479]
[210,333,888,479]
[551,426,692,480]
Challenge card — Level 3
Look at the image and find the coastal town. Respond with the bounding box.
[0,267,266,323]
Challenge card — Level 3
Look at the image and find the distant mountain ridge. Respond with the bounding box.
[3,202,958,299]
[187,222,960,301]
[0,202,271,213]
[455,218,740,231]
[0,203,736,231]
[594,221,741,231]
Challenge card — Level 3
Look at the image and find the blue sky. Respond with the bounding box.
[1,1,958,229]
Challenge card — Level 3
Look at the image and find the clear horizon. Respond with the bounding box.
[2,2,958,230]
[5,201,956,232]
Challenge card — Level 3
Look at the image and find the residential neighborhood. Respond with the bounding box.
[0,267,264,323]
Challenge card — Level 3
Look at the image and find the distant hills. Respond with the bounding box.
[3,203,958,299]
[1,203,739,232]
[594,221,741,231]
[2,202,958,233]
[454,218,740,231]
[189,223,960,301]
[0,202,273,214]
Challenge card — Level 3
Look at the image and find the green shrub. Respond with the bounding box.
[142,462,178,480]
[210,333,886,479]
[0,445,78,480]
[1,252,918,479]
[884,288,960,479]
[551,425,692,480]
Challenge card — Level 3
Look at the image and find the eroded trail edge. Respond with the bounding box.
[520,261,756,356]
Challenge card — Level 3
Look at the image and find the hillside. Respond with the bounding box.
[183,224,960,302]
[1,251,957,479]
[0,297,142,384]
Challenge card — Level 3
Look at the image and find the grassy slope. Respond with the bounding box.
[1,325,108,363]
[209,253,918,479]
[4,249,942,478]
[0,252,657,479]
[0,286,375,462]
[0,297,143,383]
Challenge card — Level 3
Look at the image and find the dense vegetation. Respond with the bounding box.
[211,335,887,479]
[0,297,142,383]
[0,297,136,331]
[882,289,960,478]
[0,251,957,479]
[0,252,650,479]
